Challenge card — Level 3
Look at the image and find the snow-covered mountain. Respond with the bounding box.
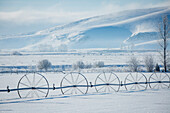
[0,7,170,51]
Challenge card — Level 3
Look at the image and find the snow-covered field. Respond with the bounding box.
[0,51,160,66]
[0,72,170,113]
[0,51,170,113]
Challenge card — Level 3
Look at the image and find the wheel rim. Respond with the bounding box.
[17,73,49,98]
[124,73,147,91]
[149,73,170,89]
[95,72,120,93]
[60,72,88,95]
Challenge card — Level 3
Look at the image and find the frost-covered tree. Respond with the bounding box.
[11,51,22,55]
[93,61,104,68]
[128,56,140,72]
[144,55,154,72]
[73,61,85,69]
[37,59,52,71]
[158,15,169,72]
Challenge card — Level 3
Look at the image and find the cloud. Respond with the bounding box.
[101,1,170,14]
[0,10,89,24]
[0,1,169,25]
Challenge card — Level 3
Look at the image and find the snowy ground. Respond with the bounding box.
[0,51,160,66]
[0,51,169,113]
[0,72,170,113]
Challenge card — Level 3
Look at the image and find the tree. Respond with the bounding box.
[73,61,85,69]
[158,15,169,72]
[144,55,154,72]
[11,51,22,55]
[37,59,52,71]
[93,61,104,68]
[155,63,160,72]
[128,56,140,72]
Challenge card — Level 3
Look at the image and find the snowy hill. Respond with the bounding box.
[0,7,170,51]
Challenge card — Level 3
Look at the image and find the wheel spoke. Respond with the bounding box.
[108,85,116,92]
[77,79,85,84]
[139,84,146,89]
[98,86,105,92]
[110,78,117,83]
[159,73,162,80]
[37,84,47,87]
[130,73,135,81]
[71,73,74,84]
[74,88,77,94]
[20,82,30,87]
[36,89,47,95]
[161,75,167,80]
[153,84,158,89]
[130,85,135,90]
[136,85,140,90]
[161,84,164,89]
[104,73,107,82]
[64,78,72,84]
[34,90,39,98]
[107,86,111,92]
[107,73,112,82]
[150,76,157,81]
[158,84,160,89]
[71,88,73,94]
[138,76,143,81]
[25,90,32,98]
[104,86,107,92]
[35,77,43,86]
[72,88,76,94]
[98,77,106,83]
[76,87,84,94]
[134,85,136,90]
[136,73,138,81]
[31,90,34,98]
[25,75,32,85]
[162,83,169,87]
[75,74,80,84]
[33,73,35,86]
[155,73,159,80]
[63,88,71,94]
[126,78,133,83]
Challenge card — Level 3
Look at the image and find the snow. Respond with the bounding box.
[0,51,161,67]
[0,7,169,50]
[0,72,170,113]
[0,50,170,112]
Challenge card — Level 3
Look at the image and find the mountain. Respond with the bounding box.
[0,7,170,51]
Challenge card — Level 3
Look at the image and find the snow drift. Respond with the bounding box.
[0,7,170,51]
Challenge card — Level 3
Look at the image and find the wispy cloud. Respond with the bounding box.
[0,1,169,25]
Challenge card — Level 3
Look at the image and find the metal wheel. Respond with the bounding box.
[17,73,49,98]
[60,72,88,95]
[149,73,170,89]
[95,72,120,93]
[124,73,147,91]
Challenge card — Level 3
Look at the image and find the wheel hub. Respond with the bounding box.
[73,85,77,87]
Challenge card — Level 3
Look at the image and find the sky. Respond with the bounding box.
[0,0,169,35]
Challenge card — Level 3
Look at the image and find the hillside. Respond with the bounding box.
[0,7,169,51]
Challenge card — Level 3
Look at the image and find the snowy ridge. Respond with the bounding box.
[0,7,170,51]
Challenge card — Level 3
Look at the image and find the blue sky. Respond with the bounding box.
[0,0,169,35]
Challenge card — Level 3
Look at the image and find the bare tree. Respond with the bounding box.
[144,55,154,72]
[37,59,52,71]
[128,56,140,72]
[158,15,169,72]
